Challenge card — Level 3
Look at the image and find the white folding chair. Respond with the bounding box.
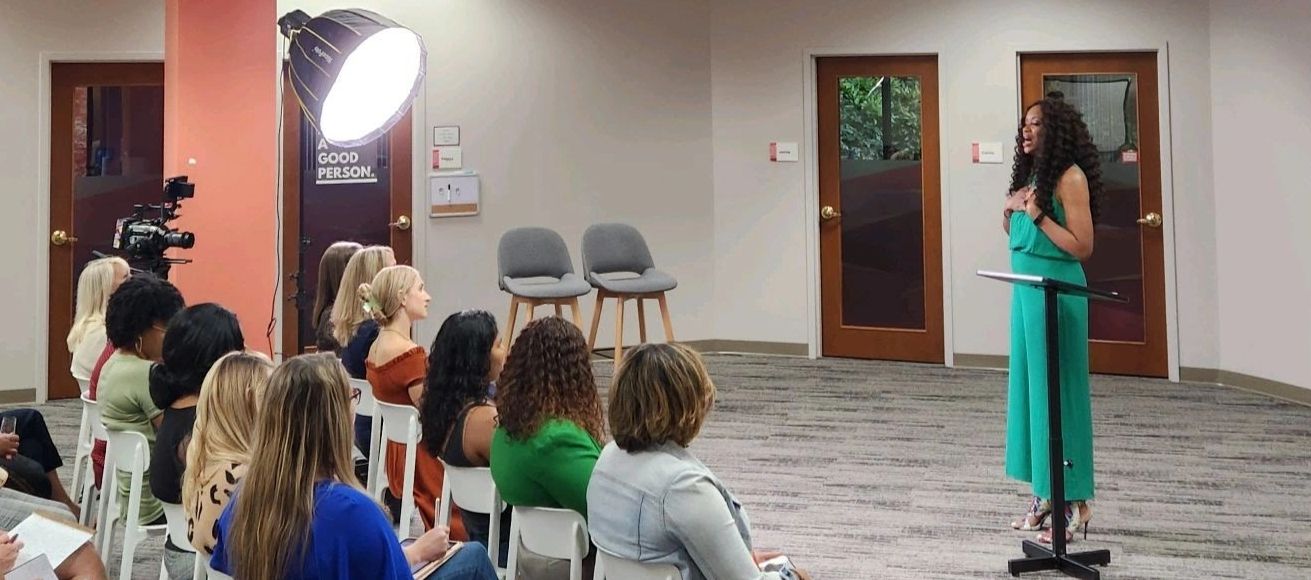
[374,399,420,535]
[97,429,167,580]
[593,548,679,580]
[196,553,232,580]
[507,506,591,580]
[159,502,196,580]
[70,378,93,506]
[350,378,384,495]
[77,394,105,527]
[438,462,507,577]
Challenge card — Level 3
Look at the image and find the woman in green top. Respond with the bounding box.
[98,274,185,525]
[1003,92,1103,545]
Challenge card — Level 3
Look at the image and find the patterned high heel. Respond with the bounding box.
[1036,502,1092,543]
[1011,496,1052,531]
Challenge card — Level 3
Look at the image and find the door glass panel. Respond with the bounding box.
[837,75,924,330]
[296,116,392,351]
[72,85,165,279]
[1044,74,1144,343]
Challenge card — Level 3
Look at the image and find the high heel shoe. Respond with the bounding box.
[1036,501,1093,543]
[1010,496,1052,531]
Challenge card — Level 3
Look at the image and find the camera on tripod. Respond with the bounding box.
[113,176,197,278]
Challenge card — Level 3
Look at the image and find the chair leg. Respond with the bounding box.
[658,292,675,342]
[587,292,605,351]
[554,303,563,317]
[637,298,648,343]
[614,297,626,366]
[570,298,583,329]
[504,296,520,346]
[526,300,537,322]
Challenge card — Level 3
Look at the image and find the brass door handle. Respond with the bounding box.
[389,215,412,231]
[1136,212,1163,228]
[820,206,842,221]
[51,230,78,246]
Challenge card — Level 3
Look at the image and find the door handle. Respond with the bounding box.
[1136,212,1163,228]
[820,206,842,221]
[51,230,78,246]
[389,215,412,231]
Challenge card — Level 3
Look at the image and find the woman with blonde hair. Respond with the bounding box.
[67,256,130,380]
[182,351,273,556]
[210,354,495,579]
[332,245,394,459]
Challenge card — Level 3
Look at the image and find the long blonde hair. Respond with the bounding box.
[67,257,128,351]
[228,353,363,580]
[331,246,394,345]
[181,351,273,519]
[358,265,421,326]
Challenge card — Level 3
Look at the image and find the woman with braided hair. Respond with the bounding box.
[1002,91,1103,545]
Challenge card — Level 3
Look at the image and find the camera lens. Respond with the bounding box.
[165,231,196,249]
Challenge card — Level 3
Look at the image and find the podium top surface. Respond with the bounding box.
[977,270,1128,303]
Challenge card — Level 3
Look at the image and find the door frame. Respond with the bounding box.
[37,51,164,403]
[801,43,1181,381]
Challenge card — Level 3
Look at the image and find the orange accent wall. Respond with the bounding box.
[164,0,278,354]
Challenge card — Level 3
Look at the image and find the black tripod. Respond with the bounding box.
[979,271,1125,580]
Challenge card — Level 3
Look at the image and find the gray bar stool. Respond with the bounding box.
[581,223,677,365]
[498,227,591,342]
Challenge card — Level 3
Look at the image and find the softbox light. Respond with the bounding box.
[279,9,426,147]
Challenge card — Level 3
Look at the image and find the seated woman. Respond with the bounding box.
[421,310,508,560]
[361,265,463,536]
[147,303,244,578]
[587,344,811,580]
[67,256,130,381]
[97,274,186,526]
[0,410,79,516]
[182,351,273,556]
[331,245,394,456]
[0,488,108,579]
[211,354,496,580]
[313,241,361,353]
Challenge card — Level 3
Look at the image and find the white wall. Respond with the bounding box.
[709,0,1221,371]
[1210,0,1311,389]
[0,0,164,394]
[278,0,715,349]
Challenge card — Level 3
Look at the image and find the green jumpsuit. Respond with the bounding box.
[1005,197,1095,502]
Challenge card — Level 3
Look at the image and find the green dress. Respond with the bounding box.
[1005,196,1095,502]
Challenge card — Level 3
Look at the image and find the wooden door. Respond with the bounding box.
[818,56,944,363]
[49,62,164,400]
[1020,52,1168,377]
[280,69,414,356]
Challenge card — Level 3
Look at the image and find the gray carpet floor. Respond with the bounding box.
[14,354,1311,579]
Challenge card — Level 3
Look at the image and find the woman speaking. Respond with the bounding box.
[1002,92,1103,545]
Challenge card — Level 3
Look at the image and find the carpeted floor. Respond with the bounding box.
[14,354,1311,579]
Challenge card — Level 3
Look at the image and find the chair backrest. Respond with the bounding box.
[514,506,590,561]
[581,223,655,276]
[498,227,576,286]
[160,502,196,554]
[374,400,420,444]
[197,553,232,580]
[105,429,149,474]
[349,378,376,418]
[441,463,502,516]
[80,394,108,440]
[595,549,680,580]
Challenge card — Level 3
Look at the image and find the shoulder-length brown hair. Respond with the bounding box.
[313,242,362,328]
[609,343,714,452]
[496,317,605,443]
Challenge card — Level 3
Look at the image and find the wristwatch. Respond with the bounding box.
[1032,211,1047,226]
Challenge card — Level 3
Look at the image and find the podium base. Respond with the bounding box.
[1008,540,1110,579]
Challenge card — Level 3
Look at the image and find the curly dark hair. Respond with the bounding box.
[1009,92,1103,224]
[421,310,498,455]
[105,274,185,350]
[496,317,605,443]
[149,303,245,409]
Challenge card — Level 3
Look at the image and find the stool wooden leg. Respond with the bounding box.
[588,291,605,351]
[614,296,626,365]
[527,300,538,322]
[570,298,583,328]
[658,292,675,342]
[505,296,520,345]
[637,298,648,343]
[554,303,563,317]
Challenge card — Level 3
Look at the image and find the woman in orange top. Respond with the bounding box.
[360,265,464,538]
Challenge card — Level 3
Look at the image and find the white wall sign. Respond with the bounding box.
[433,126,460,146]
[972,141,1005,164]
[432,146,463,170]
[315,138,379,184]
[770,141,798,162]
[430,171,480,217]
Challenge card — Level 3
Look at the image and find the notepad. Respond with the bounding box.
[8,511,93,570]
[410,541,465,579]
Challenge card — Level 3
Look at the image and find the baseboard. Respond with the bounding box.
[1187,368,1311,408]
[681,339,809,357]
[0,390,38,405]
[1179,367,1219,383]
[953,353,1008,370]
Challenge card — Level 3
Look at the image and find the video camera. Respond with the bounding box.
[113,176,197,278]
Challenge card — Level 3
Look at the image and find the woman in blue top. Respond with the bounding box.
[1002,91,1103,545]
[211,353,497,579]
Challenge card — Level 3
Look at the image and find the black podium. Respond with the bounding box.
[978,270,1126,580]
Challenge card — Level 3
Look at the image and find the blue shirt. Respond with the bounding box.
[212,481,411,580]
[341,321,380,379]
